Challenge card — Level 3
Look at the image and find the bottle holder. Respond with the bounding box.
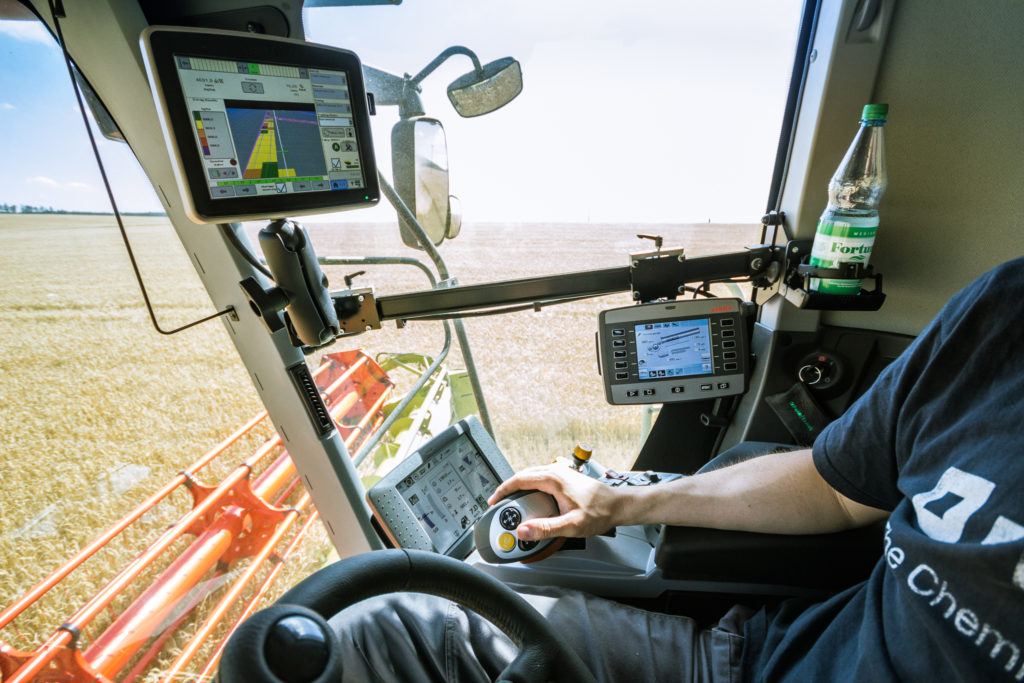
[778,241,886,311]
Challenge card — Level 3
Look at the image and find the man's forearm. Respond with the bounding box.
[615,449,887,535]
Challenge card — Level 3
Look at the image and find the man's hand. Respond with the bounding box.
[487,465,627,541]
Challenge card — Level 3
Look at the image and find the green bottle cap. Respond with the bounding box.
[861,103,889,121]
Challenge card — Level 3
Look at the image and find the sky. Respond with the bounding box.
[0,1,803,223]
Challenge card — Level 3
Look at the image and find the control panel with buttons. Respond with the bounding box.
[597,298,750,405]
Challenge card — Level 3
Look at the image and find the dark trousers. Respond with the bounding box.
[328,587,752,682]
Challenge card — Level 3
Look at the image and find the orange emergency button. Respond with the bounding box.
[498,532,517,552]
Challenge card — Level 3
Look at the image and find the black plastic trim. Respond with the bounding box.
[765,0,823,238]
[287,362,335,437]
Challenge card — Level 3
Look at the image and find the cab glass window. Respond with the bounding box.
[0,18,329,675]
[302,1,804,469]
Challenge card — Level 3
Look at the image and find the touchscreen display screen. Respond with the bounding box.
[395,434,502,554]
[172,55,367,200]
[634,318,713,379]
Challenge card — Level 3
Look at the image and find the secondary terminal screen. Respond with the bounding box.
[395,435,502,555]
[173,55,367,200]
[634,318,713,379]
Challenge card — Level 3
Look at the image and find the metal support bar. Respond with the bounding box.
[375,173,494,434]
[378,267,632,320]
[630,248,773,302]
[320,256,439,287]
[354,325,453,468]
[317,255,457,460]
[374,246,775,321]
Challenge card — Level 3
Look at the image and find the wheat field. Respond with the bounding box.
[0,213,757,678]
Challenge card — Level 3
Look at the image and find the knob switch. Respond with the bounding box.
[796,350,845,394]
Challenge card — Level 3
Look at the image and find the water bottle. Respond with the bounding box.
[569,442,606,480]
[808,103,889,294]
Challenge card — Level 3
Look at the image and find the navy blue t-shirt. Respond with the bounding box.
[742,257,1024,681]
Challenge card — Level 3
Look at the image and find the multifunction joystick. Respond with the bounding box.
[474,490,563,564]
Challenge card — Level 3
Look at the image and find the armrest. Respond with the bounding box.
[654,522,884,591]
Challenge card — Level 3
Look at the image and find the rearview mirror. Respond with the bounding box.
[392,118,456,248]
[447,57,522,118]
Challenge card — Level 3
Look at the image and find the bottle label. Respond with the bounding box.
[808,215,878,294]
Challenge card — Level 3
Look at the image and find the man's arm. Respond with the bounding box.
[487,449,889,542]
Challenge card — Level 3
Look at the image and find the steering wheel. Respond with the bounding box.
[218,548,597,683]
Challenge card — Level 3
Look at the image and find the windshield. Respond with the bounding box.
[305,1,802,228]
[298,0,803,469]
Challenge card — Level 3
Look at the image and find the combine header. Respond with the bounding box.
[0,350,437,682]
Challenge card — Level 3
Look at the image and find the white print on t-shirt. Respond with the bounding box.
[885,523,1024,679]
[911,467,996,542]
[882,465,1024,679]
[911,467,1024,587]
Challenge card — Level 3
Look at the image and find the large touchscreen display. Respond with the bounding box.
[173,55,367,200]
[395,434,502,555]
[634,318,713,379]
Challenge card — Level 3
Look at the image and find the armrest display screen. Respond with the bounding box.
[395,434,502,555]
[173,56,367,200]
[366,416,514,558]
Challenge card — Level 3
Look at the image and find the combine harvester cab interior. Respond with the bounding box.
[1,0,1022,680]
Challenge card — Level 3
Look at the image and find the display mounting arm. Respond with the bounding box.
[332,245,777,328]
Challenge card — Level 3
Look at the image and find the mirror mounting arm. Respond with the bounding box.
[409,46,483,87]
[364,46,486,120]
[362,64,425,118]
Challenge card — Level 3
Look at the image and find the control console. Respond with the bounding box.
[597,298,749,405]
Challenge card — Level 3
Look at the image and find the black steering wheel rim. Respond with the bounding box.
[219,548,596,683]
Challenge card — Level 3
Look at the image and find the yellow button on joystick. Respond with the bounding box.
[498,532,517,552]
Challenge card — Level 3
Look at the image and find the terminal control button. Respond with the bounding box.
[643,388,656,396]
[720,318,735,326]
[626,390,639,398]
[498,532,517,552]
[718,382,730,390]
[723,351,737,360]
[700,384,713,391]
[499,507,522,530]
[721,329,735,338]
[612,339,626,347]
[722,340,736,349]
[612,329,625,336]
[615,361,627,369]
[615,372,629,380]
[614,350,626,358]
[671,386,684,394]
[724,362,738,371]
